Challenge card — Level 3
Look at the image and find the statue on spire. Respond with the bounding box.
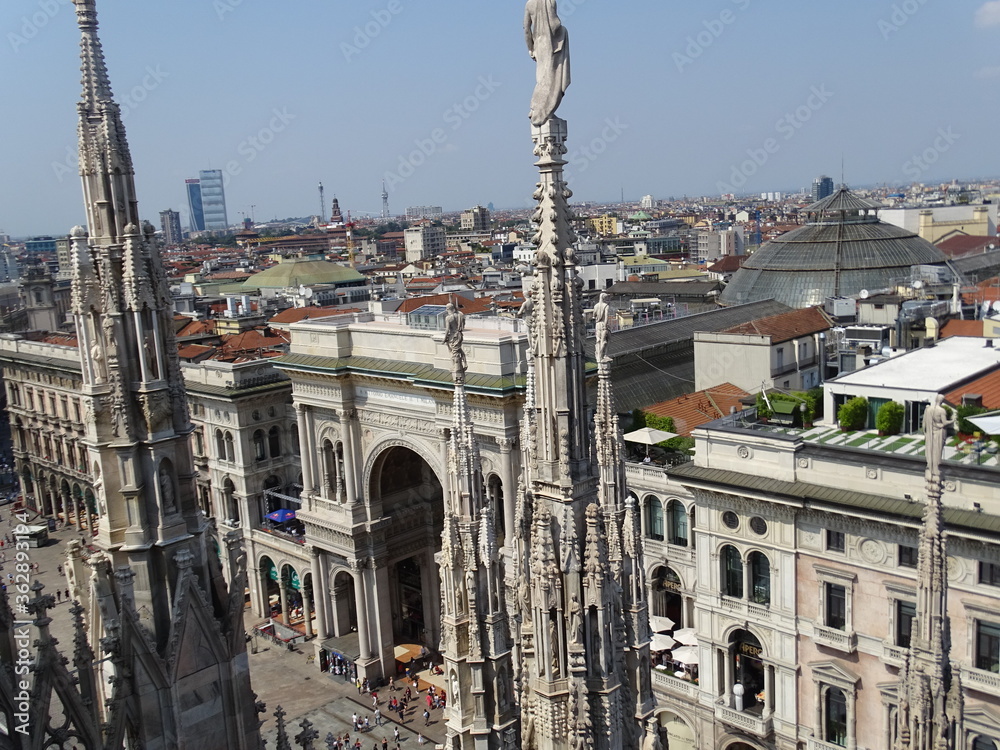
[525,0,571,126]
[444,302,467,376]
[922,393,953,482]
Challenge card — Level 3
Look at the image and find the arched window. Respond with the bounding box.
[824,687,848,746]
[224,431,235,463]
[645,496,663,541]
[253,430,266,461]
[722,545,743,598]
[268,426,281,458]
[668,499,688,546]
[749,551,771,605]
[972,737,999,750]
[216,429,225,459]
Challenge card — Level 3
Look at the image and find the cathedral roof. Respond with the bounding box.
[241,257,364,290]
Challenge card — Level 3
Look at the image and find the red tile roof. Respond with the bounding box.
[396,294,492,315]
[707,255,747,273]
[177,319,217,338]
[945,367,1000,410]
[40,333,78,348]
[940,320,986,339]
[936,235,999,258]
[644,383,750,436]
[268,306,358,325]
[177,344,214,361]
[721,306,832,343]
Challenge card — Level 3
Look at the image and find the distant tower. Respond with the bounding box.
[319,181,326,223]
[20,262,60,332]
[199,168,229,230]
[812,175,834,203]
[330,195,344,225]
[381,179,390,221]
[3,2,264,747]
[159,208,183,247]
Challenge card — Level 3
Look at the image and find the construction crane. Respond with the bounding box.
[346,210,357,268]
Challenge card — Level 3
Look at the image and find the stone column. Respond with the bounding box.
[310,547,327,639]
[278,576,290,626]
[352,561,371,660]
[723,647,734,705]
[498,437,515,545]
[846,691,856,750]
[302,583,314,638]
[764,664,774,719]
[341,411,358,505]
[296,405,313,494]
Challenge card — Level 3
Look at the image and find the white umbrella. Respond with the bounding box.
[968,411,1000,435]
[671,645,699,667]
[650,615,675,633]
[623,427,679,445]
[650,633,676,652]
[672,627,698,646]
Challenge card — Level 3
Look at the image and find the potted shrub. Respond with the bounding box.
[838,396,868,431]
[875,401,905,436]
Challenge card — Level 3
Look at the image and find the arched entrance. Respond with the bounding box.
[258,556,280,620]
[721,629,772,717]
[369,444,444,651]
[650,565,683,624]
[655,710,695,749]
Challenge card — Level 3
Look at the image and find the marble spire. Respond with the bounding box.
[515,4,654,747]
[440,304,517,748]
[895,394,963,750]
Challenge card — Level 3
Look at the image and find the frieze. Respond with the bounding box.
[357,409,436,435]
[300,522,354,548]
[437,403,507,424]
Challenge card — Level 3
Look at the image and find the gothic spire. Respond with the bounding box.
[75,0,114,112]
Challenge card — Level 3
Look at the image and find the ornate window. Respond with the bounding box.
[898,544,918,568]
[645,496,663,541]
[667,499,688,546]
[749,551,771,605]
[826,584,847,630]
[824,687,848,746]
[224,431,235,463]
[268,426,281,458]
[979,561,1000,588]
[253,430,266,461]
[896,601,916,648]
[826,529,845,553]
[977,621,1000,673]
[722,545,743,598]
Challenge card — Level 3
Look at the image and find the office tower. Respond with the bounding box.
[812,175,834,203]
[199,169,229,231]
[186,178,205,232]
[460,205,491,232]
[159,208,183,246]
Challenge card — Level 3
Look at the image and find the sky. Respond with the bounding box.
[1,0,999,237]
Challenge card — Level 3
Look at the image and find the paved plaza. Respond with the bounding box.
[6,514,448,749]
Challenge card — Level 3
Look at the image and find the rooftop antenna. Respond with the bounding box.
[841,155,845,187]
[381,179,390,221]
[319,182,326,223]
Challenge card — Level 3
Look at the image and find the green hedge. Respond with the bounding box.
[875,401,904,436]
[956,403,988,435]
[838,396,869,431]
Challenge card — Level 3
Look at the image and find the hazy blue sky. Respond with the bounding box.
[2,0,999,236]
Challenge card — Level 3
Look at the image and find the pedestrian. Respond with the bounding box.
[352,712,358,732]
[422,708,429,726]
[381,738,388,750]
[64,589,69,601]
[56,590,61,603]
[417,733,425,746]
[371,690,378,707]
[374,707,381,726]
[393,727,399,743]
[397,707,404,724]
[363,717,370,733]
[57,564,63,575]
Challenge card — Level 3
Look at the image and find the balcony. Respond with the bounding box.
[718,596,772,622]
[807,738,846,750]
[814,624,857,654]
[651,668,699,700]
[714,701,772,738]
[882,642,907,667]
[962,665,1000,698]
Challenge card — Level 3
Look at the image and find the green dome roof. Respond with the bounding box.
[242,258,364,291]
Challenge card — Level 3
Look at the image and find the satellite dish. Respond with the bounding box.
[859,289,870,299]
[913,280,924,290]
[304,287,314,299]
[298,285,307,296]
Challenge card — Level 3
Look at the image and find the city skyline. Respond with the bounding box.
[1,0,999,235]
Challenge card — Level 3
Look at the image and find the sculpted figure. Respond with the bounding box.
[525,0,571,126]
[593,291,611,363]
[443,302,467,373]
[922,393,954,481]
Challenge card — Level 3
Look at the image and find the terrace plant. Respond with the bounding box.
[838,396,869,431]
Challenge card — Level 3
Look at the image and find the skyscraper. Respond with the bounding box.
[185,178,205,232]
[199,168,229,231]
[159,208,182,246]
[812,174,834,203]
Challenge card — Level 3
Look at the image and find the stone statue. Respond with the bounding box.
[443,302,467,373]
[525,0,571,126]
[569,592,583,644]
[549,618,560,676]
[593,292,611,363]
[158,466,176,514]
[922,393,954,481]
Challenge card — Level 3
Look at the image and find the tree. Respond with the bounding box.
[875,401,905,436]
[838,397,869,431]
